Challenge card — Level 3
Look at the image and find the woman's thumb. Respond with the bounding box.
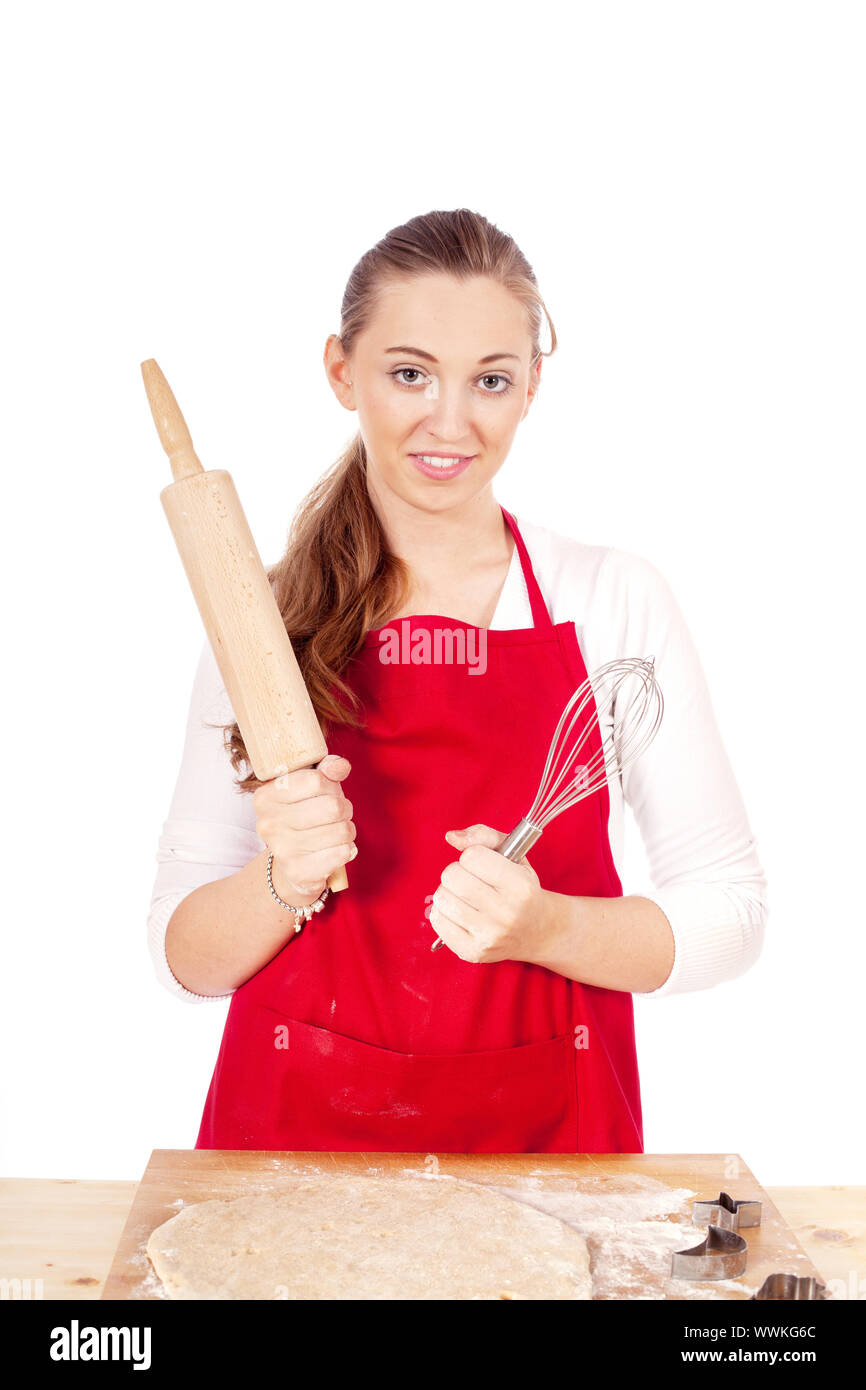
[319,754,351,780]
[445,824,502,848]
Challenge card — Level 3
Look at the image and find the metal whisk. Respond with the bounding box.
[430,656,664,951]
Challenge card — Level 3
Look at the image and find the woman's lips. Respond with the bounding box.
[409,453,475,480]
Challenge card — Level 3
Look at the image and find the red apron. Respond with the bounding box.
[196,507,643,1153]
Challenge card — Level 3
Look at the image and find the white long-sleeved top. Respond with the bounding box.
[147,514,768,1004]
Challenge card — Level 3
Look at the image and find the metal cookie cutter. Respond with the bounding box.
[692,1191,762,1232]
[751,1274,830,1301]
[671,1224,748,1281]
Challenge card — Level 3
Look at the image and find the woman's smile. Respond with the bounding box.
[408,451,476,481]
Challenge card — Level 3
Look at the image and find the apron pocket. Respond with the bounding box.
[241,1006,578,1153]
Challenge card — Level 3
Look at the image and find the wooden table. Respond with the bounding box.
[2,1172,864,1300]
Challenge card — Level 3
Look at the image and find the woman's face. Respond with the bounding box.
[325,273,541,514]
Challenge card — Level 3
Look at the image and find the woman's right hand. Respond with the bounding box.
[253,753,357,900]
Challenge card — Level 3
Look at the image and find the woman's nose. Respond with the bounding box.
[420,380,473,439]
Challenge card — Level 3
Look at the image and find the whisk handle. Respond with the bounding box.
[499,817,544,861]
[430,817,544,951]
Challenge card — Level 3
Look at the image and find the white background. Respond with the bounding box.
[2,1,863,1186]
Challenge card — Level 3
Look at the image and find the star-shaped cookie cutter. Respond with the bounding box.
[692,1191,762,1231]
[671,1224,748,1281]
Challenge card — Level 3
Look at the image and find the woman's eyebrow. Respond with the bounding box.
[384,345,520,364]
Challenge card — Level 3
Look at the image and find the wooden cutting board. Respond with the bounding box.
[103,1150,823,1301]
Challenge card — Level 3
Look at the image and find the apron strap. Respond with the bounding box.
[500,506,555,632]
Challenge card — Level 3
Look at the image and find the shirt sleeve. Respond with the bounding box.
[147,637,266,1003]
[584,547,769,998]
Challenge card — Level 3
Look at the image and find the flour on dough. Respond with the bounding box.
[146,1173,593,1300]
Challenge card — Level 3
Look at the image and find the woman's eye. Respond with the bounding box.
[391,368,430,387]
[479,374,512,394]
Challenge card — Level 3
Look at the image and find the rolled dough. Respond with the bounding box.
[146,1173,593,1300]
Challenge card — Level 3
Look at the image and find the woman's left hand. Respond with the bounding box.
[429,824,552,964]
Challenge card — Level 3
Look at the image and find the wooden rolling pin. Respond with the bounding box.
[142,358,348,893]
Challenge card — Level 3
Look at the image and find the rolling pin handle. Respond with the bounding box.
[328,863,349,893]
[141,358,205,482]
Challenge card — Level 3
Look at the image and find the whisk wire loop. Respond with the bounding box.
[526,657,663,829]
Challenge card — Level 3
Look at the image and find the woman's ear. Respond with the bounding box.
[521,356,542,418]
[323,333,355,410]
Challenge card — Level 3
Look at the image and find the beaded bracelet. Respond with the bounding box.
[266,852,330,933]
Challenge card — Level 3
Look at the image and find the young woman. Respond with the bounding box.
[148,208,767,1153]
